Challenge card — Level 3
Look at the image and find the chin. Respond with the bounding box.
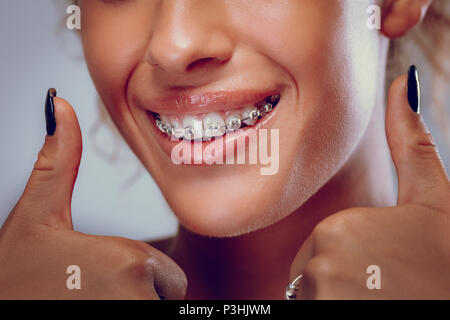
[154,161,308,238]
[166,185,281,238]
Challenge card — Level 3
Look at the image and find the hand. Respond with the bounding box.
[0,91,187,299]
[289,71,450,299]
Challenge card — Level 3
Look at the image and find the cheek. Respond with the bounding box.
[232,0,365,146]
[80,4,150,131]
[250,1,379,212]
[80,6,170,177]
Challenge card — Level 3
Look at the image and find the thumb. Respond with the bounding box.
[386,66,449,206]
[12,89,82,230]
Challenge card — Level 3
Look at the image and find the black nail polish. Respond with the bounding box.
[407,65,421,114]
[45,88,57,135]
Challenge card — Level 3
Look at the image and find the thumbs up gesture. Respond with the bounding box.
[0,90,187,299]
[289,67,450,299]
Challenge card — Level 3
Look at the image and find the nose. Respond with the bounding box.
[146,1,234,75]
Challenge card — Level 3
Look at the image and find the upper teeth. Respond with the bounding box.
[242,106,260,126]
[203,112,226,138]
[226,115,242,131]
[155,94,280,140]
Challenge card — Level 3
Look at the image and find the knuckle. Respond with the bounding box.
[145,254,188,300]
[406,132,440,159]
[125,253,152,281]
[108,239,187,300]
[34,147,79,175]
[313,214,350,243]
[303,255,337,284]
[34,148,55,172]
[312,208,368,252]
[106,238,155,280]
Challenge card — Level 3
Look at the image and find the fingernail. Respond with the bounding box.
[407,65,421,114]
[45,88,57,136]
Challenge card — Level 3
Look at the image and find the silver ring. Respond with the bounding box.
[285,274,303,300]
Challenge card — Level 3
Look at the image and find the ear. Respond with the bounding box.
[382,0,433,38]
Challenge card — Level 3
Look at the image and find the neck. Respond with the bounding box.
[170,99,396,299]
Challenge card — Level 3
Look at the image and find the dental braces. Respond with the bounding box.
[155,95,280,140]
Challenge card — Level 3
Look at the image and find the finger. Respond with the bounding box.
[11,89,83,230]
[146,247,188,300]
[385,66,449,206]
[287,236,314,300]
[289,235,314,283]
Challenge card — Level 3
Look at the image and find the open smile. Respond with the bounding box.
[147,93,281,141]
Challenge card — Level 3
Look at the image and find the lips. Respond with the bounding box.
[147,93,281,141]
[138,89,282,164]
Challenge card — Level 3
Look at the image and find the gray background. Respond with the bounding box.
[0,0,178,240]
[0,1,448,240]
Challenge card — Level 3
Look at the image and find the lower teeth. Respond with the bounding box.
[155,95,279,140]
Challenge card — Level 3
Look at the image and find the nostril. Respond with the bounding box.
[186,57,219,72]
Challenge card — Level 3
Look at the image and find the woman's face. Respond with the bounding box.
[80,0,382,237]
